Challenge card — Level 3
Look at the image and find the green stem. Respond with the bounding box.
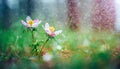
[32,30,35,42]
[31,29,37,55]
[40,37,50,55]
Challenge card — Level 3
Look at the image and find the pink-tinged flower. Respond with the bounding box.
[43,23,62,37]
[21,16,41,28]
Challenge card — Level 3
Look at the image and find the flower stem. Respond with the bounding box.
[32,30,35,42]
[31,30,37,55]
[40,37,50,55]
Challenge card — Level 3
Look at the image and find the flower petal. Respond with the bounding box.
[49,32,55,36]
[32,19,42,27]
[32,23,39,27]
[32,24,37,28]
[26,16,32,23]
[46,29,52,35]
[55,30,62,36]
[45,23,49,31]
[34,19,41,24]
[21,20,28,27]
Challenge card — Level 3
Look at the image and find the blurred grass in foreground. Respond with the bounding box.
[0,19,120,69]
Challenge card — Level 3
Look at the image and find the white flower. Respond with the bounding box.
[43,23,62,37]
[21,16,41,28]
[42,53,52,62]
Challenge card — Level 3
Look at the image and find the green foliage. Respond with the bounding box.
[0,18,120,69]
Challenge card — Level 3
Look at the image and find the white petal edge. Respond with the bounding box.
[32,24,38,28]
[26,16,32,23]
[34,19,42,24]
[55,30,62,36]
[45,23,49,31]
[21,20,28,27]
[42,25,51,35]
[32,20,42,27]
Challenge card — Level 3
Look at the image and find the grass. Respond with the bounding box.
[0,19,120,69]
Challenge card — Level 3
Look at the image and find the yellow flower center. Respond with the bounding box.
[28,20,34,26]
[49,26,55,32]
